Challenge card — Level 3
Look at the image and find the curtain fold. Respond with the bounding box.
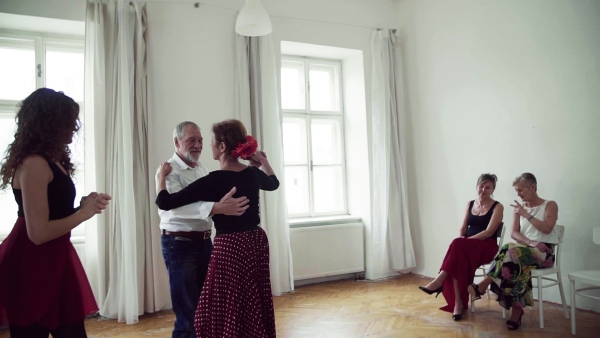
[368,29,416,280]
[84,0,170,324]
[234,34,294,295]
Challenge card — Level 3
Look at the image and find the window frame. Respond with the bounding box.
[281,55,349,218]
[0,29,85,240]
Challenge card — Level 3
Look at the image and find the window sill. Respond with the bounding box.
[289,215,362,228]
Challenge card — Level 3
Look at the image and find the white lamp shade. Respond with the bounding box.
[235,0,272,36]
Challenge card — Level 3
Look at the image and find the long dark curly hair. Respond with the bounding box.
[0,88,80,190]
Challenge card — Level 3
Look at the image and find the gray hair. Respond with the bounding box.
[512,172,537,189]
[173,121,200,140]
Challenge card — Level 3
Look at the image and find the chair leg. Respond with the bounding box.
[470,295,475,313]
[557,271,569,319]
[570,279,576,335]
[502,307,506,319]
[538,275,544,329]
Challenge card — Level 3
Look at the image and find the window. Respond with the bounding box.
[0,31,85,238]
[281,56,347,218]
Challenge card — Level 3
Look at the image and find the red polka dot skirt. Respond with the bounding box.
[195,228,275,338]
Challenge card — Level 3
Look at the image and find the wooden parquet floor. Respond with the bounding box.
[1,273,598,337]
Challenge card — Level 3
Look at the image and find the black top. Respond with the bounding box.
[13,161,77,220]
[156,166,279,235]
[465,200,499,238]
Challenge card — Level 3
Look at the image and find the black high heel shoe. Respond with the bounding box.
[418,285,443,298]
[452,303,465,321]
[467,283,484,301]
[506,308,524,330]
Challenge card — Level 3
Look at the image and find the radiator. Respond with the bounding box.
[290,223,365,281]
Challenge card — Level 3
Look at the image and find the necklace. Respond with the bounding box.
[476,199,493,216]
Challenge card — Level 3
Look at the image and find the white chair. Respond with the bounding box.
[530,224,569,328]
[568,227,600,335]
[470,222,505,313]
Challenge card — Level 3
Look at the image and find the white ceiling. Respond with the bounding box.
[0,12,84,36]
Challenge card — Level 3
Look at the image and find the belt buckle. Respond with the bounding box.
[203,230,211,239]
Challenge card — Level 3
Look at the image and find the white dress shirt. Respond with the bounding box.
[156,153,214,232]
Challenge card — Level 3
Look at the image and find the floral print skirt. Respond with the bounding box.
[486,242,556,310]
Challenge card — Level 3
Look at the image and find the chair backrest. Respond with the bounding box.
[496,222,506,248]
[554,225,565,266]
[594,227,600,245]
[555,224,565,244]
[494,222,504,238]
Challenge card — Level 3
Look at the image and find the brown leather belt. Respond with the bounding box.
[162,229,211,240]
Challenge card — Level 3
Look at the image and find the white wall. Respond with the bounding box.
[397,0,600,311]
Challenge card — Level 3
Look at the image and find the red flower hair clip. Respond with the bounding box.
[231,135,258,160]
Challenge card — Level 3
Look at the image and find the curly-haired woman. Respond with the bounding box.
[0,88,111,338]
[156,119,279,338]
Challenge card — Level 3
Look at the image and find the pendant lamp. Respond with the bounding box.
[235,0,272,36]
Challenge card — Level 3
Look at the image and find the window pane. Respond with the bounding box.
[309,64,339,112]
[311,118,342,165]
[282,117,308,165]
[46,49,84,102]
[0,114,18,235]
[0,47,36,100]
[69,120,85,237]
[313,166,345,214]
[281,60,305,110]
[284,166,310,215]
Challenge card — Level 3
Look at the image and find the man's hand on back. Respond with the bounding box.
[211,187,249,216]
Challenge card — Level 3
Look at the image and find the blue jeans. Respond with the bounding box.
[161,235,213,338]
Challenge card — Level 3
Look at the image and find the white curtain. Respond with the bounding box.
[367,29,416,280]
[84,0,170,323]
[234,34,294,295]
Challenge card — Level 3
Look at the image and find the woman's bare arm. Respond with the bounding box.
[17,155,109,245]
[458,201,470,237]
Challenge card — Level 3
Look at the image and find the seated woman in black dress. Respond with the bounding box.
[156,119,278,338]
[418,173,503,321]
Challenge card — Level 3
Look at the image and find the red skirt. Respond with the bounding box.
[438,237,498,312]
[195,228,275,338]
[0,217,98,329]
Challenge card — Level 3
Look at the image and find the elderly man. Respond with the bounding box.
[156,121,248,338]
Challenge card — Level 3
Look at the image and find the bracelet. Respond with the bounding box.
[527,215,534,221]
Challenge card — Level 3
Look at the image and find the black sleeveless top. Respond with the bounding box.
[465,200,499,238]
[13,161,77,220]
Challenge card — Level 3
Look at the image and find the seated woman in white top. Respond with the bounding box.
[468,173,559,331]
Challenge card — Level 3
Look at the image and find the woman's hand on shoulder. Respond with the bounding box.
[249,150,270,167]
[253,150,268,163]
[156,162,173,180]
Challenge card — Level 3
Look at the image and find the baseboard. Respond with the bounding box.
[294,273,360,286]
